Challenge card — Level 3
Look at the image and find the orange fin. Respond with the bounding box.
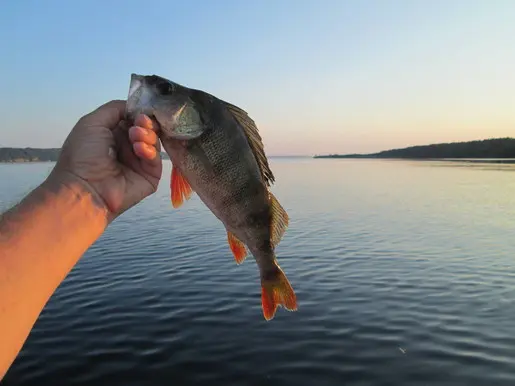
[227,231,247,264]
[171,165,193,208]
[261,263,297,321]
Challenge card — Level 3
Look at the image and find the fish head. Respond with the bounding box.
[126,73,206,140]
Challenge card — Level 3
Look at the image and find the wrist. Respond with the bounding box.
[42,170,111,228]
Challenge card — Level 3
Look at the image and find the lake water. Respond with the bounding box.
[2,158,515,386]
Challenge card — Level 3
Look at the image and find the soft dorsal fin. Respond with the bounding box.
[223,101,275,187]
[269,191,289,247]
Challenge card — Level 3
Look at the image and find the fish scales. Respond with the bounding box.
[125,73,297,320]
[167,112,270,250]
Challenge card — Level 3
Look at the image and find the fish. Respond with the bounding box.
[125,73,297,320]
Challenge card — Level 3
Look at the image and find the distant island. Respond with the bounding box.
[314,138,515,160]
[0,147,170,163]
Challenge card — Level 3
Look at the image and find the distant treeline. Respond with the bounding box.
[0,148,61,163]
[314,138,515,159]
[0,147,170,163]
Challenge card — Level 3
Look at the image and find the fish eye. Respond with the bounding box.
[157,81,173,95]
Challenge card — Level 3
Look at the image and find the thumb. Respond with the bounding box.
[80,100,127,130]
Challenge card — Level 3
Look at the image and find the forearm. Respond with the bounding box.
[0,172,109,379]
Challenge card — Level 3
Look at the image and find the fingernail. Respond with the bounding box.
[138,114,153,129]
[132,126,148,135]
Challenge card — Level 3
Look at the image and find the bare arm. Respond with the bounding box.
[0,100,162,379]
[0,173,108,378]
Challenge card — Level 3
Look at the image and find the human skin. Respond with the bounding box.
[0,100,162,379]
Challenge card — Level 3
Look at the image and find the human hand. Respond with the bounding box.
[49,100,162,222]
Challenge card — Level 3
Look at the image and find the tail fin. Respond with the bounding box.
[261,262,297,321]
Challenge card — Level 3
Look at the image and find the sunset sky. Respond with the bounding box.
[1,0,514,156]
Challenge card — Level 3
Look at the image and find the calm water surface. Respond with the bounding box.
[2,158,515,386]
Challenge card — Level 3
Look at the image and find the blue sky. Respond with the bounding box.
[1,0,514,155]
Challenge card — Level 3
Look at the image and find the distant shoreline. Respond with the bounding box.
[3,158,515,165]
[314,137,515,161]
[2,138,515,163]
[0,148,309,164]
[0,160,56,164]
[313,157,515,164]
[0,148,171,163]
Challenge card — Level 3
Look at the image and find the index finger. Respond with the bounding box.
[80,100,127,130]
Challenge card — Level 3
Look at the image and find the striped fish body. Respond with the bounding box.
[126,74,297,320]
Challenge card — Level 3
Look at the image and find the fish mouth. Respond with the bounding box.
[128,73,144,99]
[126,73,152,122]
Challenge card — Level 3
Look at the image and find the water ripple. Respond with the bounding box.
[3,160,515,385]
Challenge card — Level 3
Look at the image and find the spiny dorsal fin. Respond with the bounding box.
[269,191,289,247]
[223,101,275,187]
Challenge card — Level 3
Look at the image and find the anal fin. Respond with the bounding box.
[171,165,193,208]
[227,231,247,264]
